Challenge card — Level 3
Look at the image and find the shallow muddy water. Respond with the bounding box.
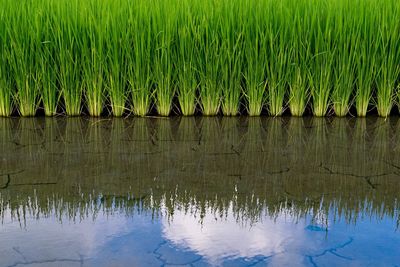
[0,117,399,267]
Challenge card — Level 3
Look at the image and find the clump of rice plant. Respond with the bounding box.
[54,0,83,116]
[288,65,309,117]
[7,2,41,117]
[331,11,357,118]
[220,3,244,116]
[243,3,267,116]
[308,4,335,117]
[354,3,379,117]
[331,2,358,117]
[81,1,107,117]
[0,59,13,117]
[265,3,291,116]
[287,5,310,117]
[40,53,59,117]
[198,13,223,116]
[40,32,59,116]
[152,2,176,117]
[127,2,153,117]
[175,6,199,116]
[375,5,400,118]
[0,5,13,117]
[104,2,128,117]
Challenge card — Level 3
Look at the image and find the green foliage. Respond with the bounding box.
[0,0,399,117]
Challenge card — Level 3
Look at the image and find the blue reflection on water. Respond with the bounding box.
[1,206,398,267]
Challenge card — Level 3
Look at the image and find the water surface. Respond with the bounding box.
[0,117,399,266]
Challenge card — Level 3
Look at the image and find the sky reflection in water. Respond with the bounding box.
[1,204,399,267]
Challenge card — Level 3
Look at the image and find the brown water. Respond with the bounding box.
[0,117,399,266]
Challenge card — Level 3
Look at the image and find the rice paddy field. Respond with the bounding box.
[0,0,399,117]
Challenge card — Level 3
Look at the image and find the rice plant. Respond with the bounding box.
[198,13,223,116]
[354,2,379,117]
[40,32,58,116]
[287,5,310,117]
[0,5,13,117]
[40,51,58,117]
[55,0,83,116]
[152,1,176,117]
[0,56,12,117]
[127,2,153,117]
[331,55,356,117]
[0,0,399,117]
[7,2,41,117]
[308,4,335,117]
[265,4,291,116]
[81,0,107,117]
[375,5,400,118]
[220,3,244,116]
[104,2,128,117]
[288,64,309,117]
[243,3,267,116]
[331,2,358,117]
[175,5,199,116]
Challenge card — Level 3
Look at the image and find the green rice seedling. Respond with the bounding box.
[127,2,153,117]
[40,53,58,117]
[288,62,309,117]
[104,2,128,117]
[265,34,290,116]
[198,14,223,116]
[40,24,59,116]
[0,58,12,117]
[287,6,310,117]
[309,51,334,117]
[354,3,379,117]
[81,1,107,117]
[7,3,41,117]
[54,0,83,116]
[58,46,82,116]
[0,5,13,117]
[36,1,59,117]
[106,49,126,117]
[375,4,400,118]
[220,2,244,116]
[331,3,358,117]
[308,4,335,117]
[152,1,177,117]
[175,5,199,116]
[265,3,292,116]
[243,2,267,116]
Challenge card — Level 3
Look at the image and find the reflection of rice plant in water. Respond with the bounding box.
[0,0,398,117]
[2,116,400,224]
